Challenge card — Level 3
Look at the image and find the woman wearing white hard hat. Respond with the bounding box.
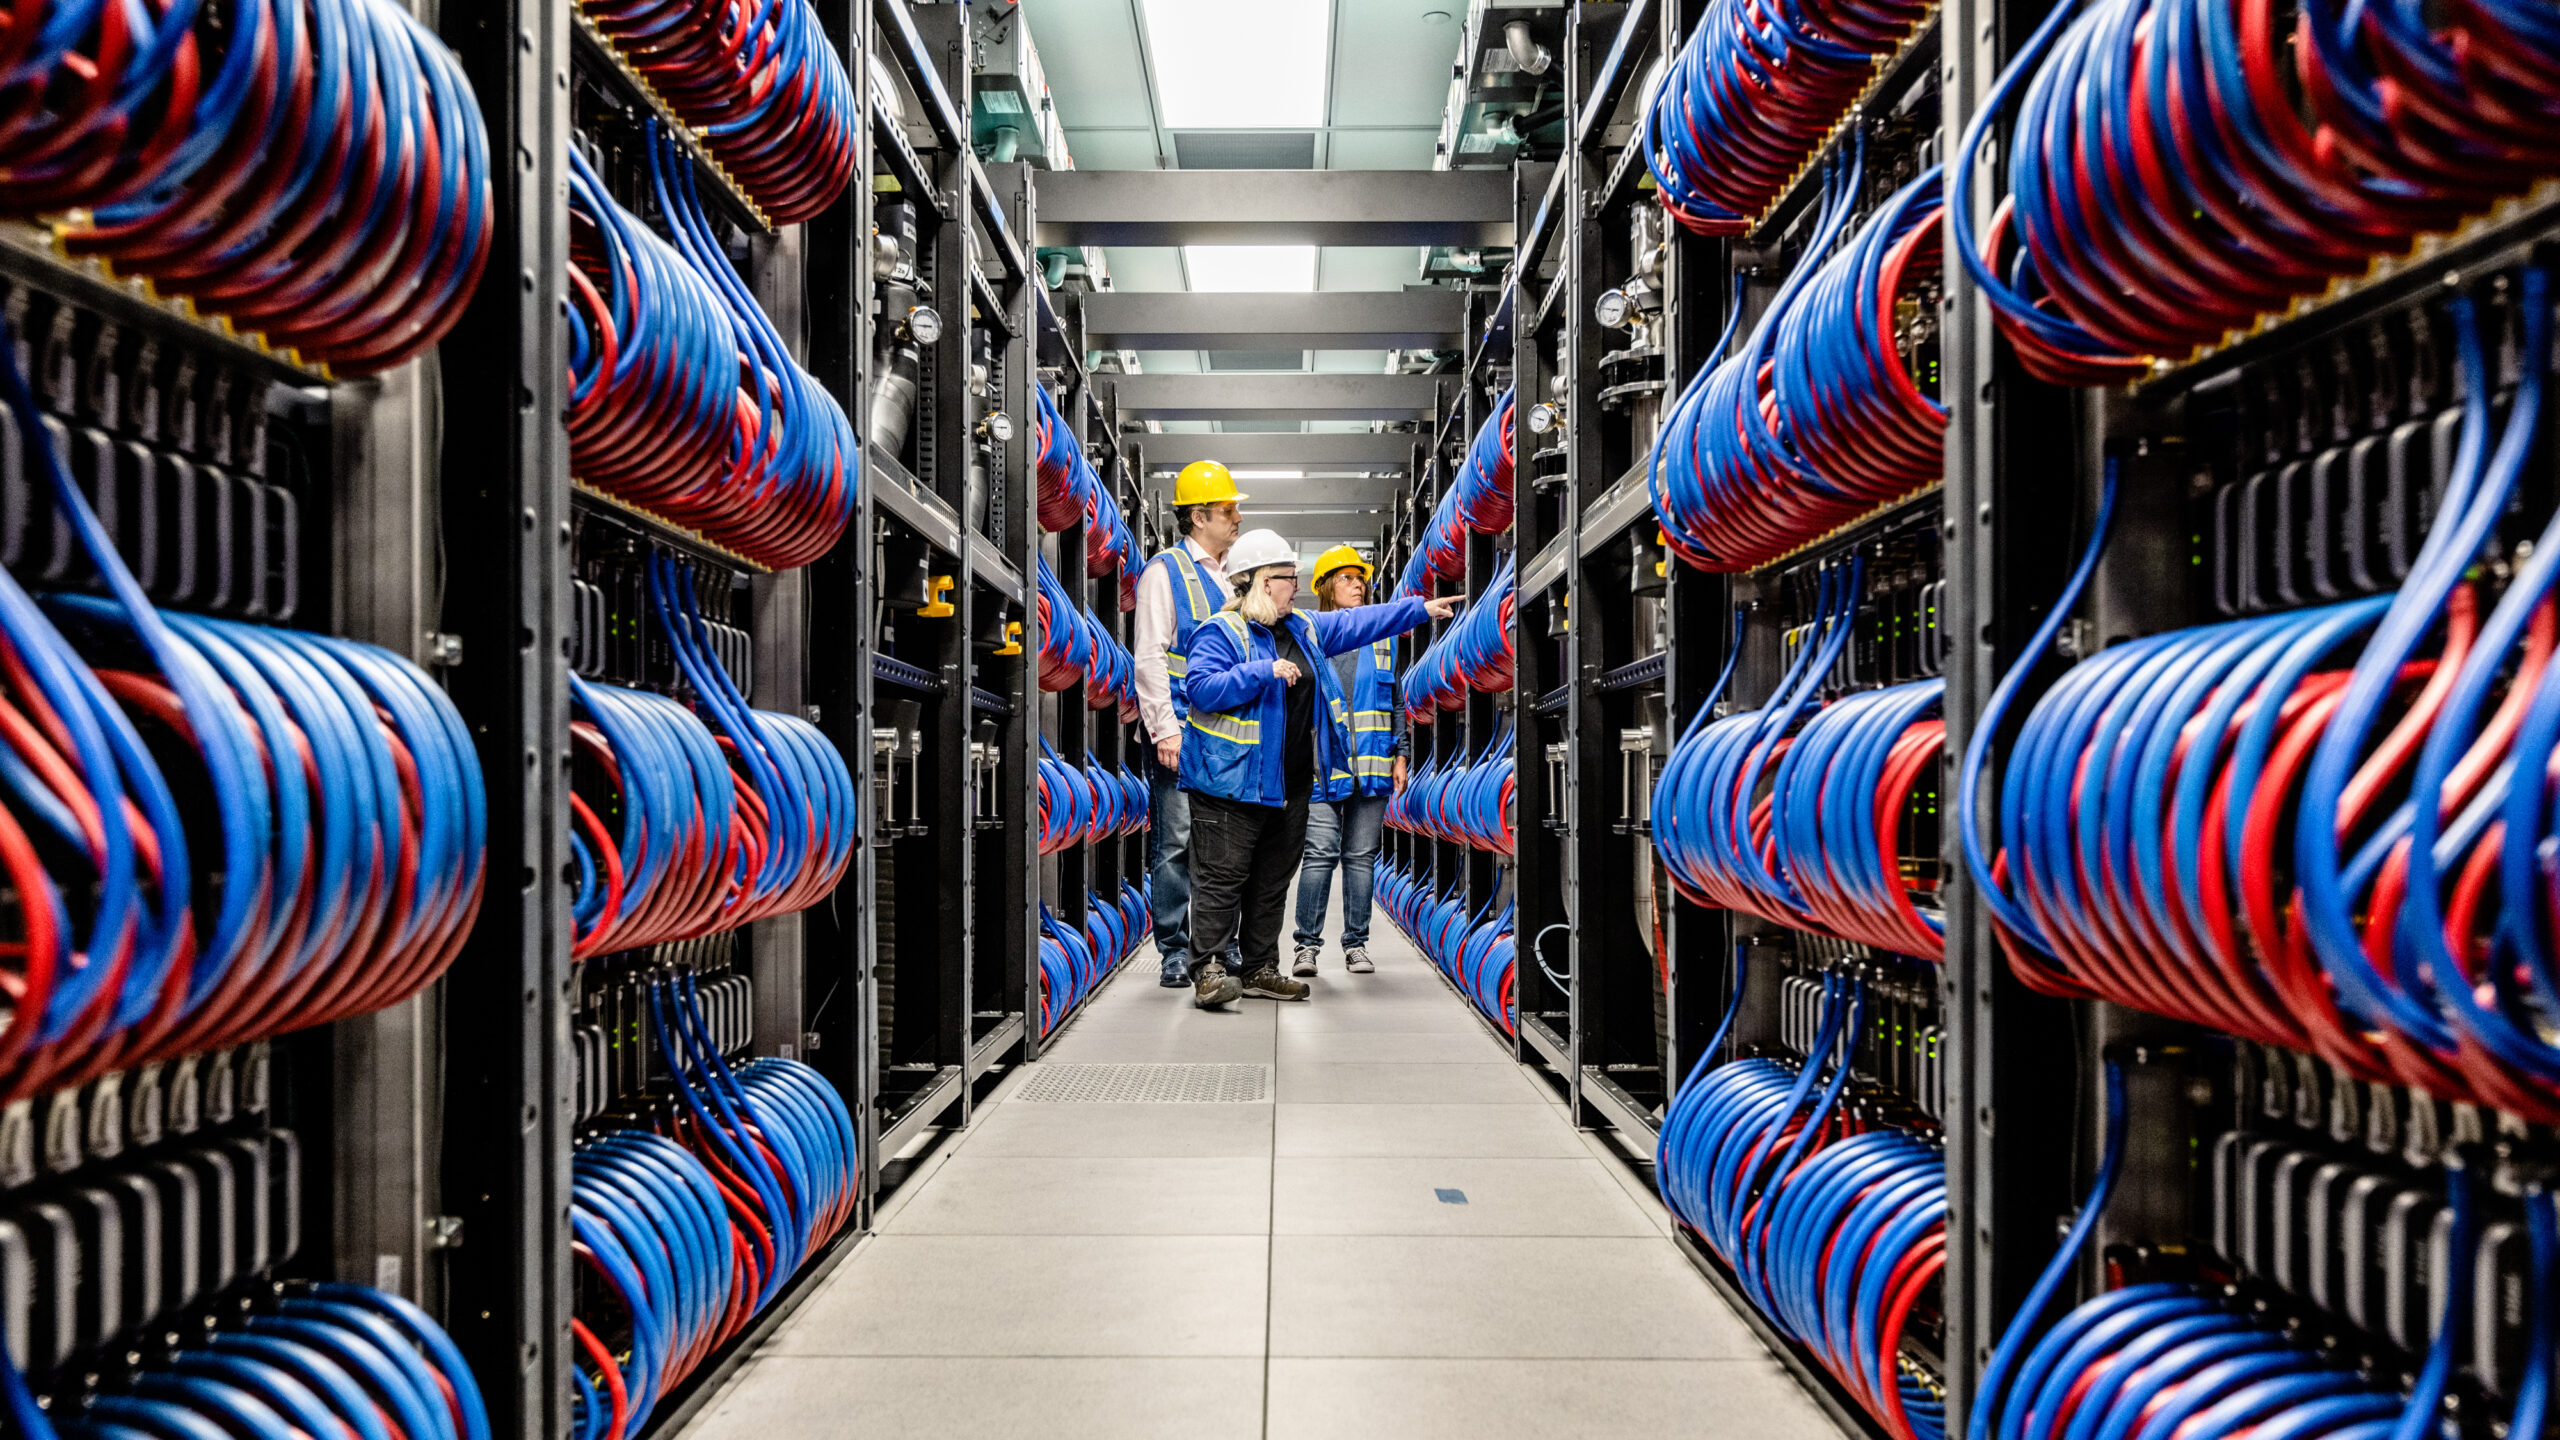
[1172,529,1460,1008]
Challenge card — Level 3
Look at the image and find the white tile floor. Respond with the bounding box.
[678,895,1839,1440]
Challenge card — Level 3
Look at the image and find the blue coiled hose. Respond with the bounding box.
[1950,0,2560,385]
[1655,971,1946,1440]
[1040,891,1146,1035]
[1403,557,1515,720]
[1375,861,1514,1032]
[4,1283,490,1440]
[1386,722,1514,855]
[0,0,494,372]
[567,977,857,1437]
[1968,1091,2479,1440]
[0,316,486,1098]
[1651,158,1949,572]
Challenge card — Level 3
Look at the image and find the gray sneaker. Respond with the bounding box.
[1344,947,1375,974]
[1291,945,1320,978]
[1194,965,1243,1008]
[1242,967,1312,1002]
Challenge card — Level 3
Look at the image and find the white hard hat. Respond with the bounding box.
[1224,528,1298,578]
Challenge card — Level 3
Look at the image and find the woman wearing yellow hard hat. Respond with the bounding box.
[1289,545,1399,977]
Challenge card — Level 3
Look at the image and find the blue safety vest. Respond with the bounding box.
[1346,638,1398,797]
[1150,546,1225,719]
[1177,598,1431,808]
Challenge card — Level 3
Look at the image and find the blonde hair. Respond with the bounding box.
[1227,564,1297,626]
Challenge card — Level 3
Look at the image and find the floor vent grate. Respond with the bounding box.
[1010,1063,1272,1104]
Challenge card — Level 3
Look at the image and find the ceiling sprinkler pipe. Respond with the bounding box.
[1503,20,1552,76]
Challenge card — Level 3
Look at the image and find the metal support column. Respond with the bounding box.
[432,0,571,1422]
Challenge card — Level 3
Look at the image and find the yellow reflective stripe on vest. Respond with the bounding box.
[1165,655,1188,676]
[1352,756,1396,777]
[1179,553,1209,619]
[1189,712,1260,744]
[1351,710,1393,732]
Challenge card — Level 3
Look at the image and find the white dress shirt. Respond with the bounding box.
[1133,537,1232,743]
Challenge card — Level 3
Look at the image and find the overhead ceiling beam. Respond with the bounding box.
[1130,432,1422,469]
[1079,291,1465,352]
[1107,373,1443,423]
[1033,170,1515,248]
[1135,478,1395,510]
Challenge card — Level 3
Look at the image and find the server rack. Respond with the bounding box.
[0,0,1058,1433]
[1400,2,2560,1439]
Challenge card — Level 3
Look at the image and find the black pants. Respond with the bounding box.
[1186,792,1310,977]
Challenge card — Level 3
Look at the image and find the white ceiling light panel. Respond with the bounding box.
[1137,0,1331,130]
[1182,245,1318,291]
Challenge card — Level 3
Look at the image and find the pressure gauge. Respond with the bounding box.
[1594,288,1633,329]
[1526,402,1562,435]
[901,304,943,345]
[979,411,1014,443]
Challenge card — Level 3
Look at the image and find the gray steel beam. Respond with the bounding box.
[1108,373,1442,422]
[1132,432,1420,469]
[1033,169,1516,247]
[1139,478,1395,509]
[1079,291,1466,351]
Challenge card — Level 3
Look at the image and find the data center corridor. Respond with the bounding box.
[675,896,1838,1440]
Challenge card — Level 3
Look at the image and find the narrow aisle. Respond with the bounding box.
[681,899,1840,1440]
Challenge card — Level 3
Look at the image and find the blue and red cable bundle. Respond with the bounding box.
[0,324,487,1105]
[1036,738,1148,856]
[1952,0,2560,385]
[568,554,856,960]
[1039,882,1148,1034]
[1396,398,1513,600]
[1376,863,1514,1033]
[1033,556,1137,718]
[1963,1062,2560,1440]
[1961,270,2560,1124]
[1653,571,1948,961]
[1386,722,1515,856]
[566,129,855,570]
[1656,964,1946,1440]
[0,0,494,372]
[1650,153,1946,573]
[576,0,856,225]
[1640,0,1934,236]
[4,1282,493,1440]
[1401,557,1514,722]
[568,974,858,1440]
[1032,385,1137,595]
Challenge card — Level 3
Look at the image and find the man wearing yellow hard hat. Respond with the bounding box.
[1288,545,1400,977]
[1133,458,1248,986]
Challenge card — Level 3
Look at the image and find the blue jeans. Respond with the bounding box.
[1292,795,1386,950]
[1147,753,1195,979]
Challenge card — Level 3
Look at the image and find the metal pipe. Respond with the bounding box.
[1504,19,1553,76]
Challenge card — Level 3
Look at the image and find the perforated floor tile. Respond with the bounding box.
[1010,1063,1272,1104]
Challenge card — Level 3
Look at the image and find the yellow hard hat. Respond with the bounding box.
[1311,544,1372,586]
[1173,459,1247,507]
